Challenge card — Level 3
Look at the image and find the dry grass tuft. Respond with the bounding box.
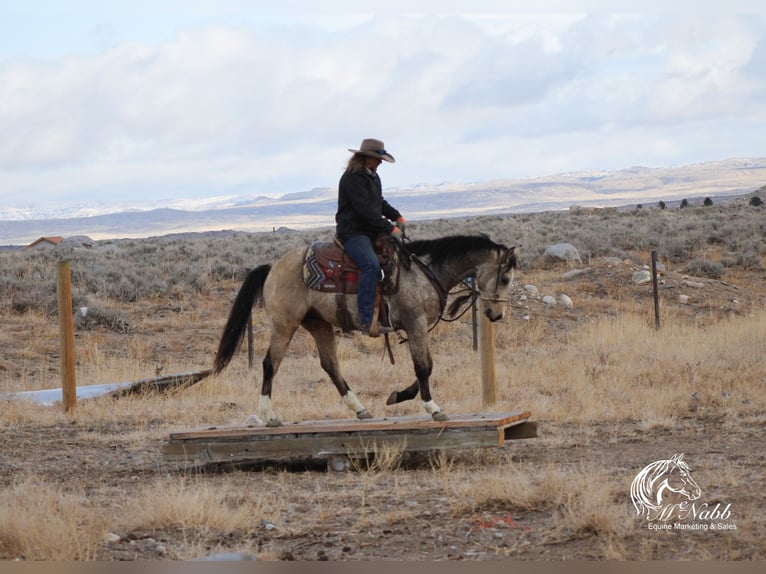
[123,475,283,534]
[0,476,108,560]
[550,473,628,541]
[492,308,766,424]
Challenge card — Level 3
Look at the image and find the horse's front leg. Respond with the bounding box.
[402,329,448,421]
[415,350,448,421]
[386,380,419,405]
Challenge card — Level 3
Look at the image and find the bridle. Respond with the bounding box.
[395,239,516,332]
[478,258,515,304]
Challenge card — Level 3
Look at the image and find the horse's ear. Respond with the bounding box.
[501,246,517,268]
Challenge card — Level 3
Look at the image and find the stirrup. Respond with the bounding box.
[359,323,394,338]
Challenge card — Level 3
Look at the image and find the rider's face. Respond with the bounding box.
[365,156,383,172]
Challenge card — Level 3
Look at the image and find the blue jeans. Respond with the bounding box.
[342,235,380,326]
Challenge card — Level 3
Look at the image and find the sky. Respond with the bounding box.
[1,0,765,215]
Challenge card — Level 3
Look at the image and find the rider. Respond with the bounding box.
[335,138,407,336]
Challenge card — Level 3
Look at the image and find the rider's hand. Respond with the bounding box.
[396,216,408,232]
[391,226,404,240]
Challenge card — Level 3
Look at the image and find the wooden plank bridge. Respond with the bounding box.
[163,410,537,469]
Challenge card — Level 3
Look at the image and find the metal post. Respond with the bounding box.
[651,250,660,330]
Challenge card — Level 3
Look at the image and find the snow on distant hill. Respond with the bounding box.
[0,193,283,222]
[1,158,764,245]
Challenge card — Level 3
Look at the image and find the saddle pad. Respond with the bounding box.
[303,241,358,293]
[302,239,400,295]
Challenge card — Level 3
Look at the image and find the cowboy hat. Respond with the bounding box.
[348,138,395,163]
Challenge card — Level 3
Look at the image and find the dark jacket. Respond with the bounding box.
[335,168,401,242]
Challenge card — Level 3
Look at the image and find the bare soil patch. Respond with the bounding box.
[1,416,763,560]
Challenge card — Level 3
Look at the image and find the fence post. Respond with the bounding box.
[56,261,77,412]
[479,313,497,407]
[471,278,478,351]
[651,250,660,330]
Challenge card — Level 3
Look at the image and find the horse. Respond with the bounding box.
[213,234,518,427]
[631,453,702,520]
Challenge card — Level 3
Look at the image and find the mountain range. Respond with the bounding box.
[2,158,764,246]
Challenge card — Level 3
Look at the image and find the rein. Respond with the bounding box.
[440,264,515,323]
[392,237,515,342]
[395,239,449,334]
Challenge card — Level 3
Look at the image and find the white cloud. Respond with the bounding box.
[0,10,765,211]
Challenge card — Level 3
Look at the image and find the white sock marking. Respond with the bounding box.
[343,390,367,414]
[422,400,442,415]
[258,395,278,422]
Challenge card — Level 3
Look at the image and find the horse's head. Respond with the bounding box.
[659,453,702,502]
[475,246,518,322]
[631,453,702,517]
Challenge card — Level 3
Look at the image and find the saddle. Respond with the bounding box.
[303,234,400,332]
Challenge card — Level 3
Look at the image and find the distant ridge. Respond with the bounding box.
[1,158,764,245]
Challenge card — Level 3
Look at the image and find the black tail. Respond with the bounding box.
[213,265,272,374]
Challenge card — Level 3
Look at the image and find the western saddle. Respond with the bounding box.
[302,234,399,334]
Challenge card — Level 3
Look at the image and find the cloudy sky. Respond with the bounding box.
[1,1,765,215]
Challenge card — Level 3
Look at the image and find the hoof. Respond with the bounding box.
[386,391,398,406]
[243,414,265,426]
[431,411,449,422]
[265,418,283,428]
[357,409,373,420]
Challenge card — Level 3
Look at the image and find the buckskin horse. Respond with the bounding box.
[213,234,517,426]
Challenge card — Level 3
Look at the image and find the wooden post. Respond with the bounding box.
[56,261,76,412]
[651,250,660,330]
[471,278,478,351]
[478,313,497,407]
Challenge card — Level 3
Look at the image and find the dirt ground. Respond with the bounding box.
[1,260,765,561]
[1,416,763,560]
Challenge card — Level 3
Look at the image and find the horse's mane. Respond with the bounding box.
[632,459,670,514]
[405,234,508,267]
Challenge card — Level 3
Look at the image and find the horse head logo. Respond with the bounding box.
[631,454,702,520]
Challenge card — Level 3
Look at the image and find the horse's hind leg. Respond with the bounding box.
[302,312,373,420]
[259,326,296,427]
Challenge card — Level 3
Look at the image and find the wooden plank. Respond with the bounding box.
[113,369,212,397]
[164,428,505,464]
[503,421,538,440]
[5,369,212,407]
[163,411,535,466]
[168,411,531,441]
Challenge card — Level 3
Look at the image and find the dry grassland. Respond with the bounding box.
[0,196,765,561]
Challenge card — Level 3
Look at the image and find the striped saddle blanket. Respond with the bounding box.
[302,237,399,295]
